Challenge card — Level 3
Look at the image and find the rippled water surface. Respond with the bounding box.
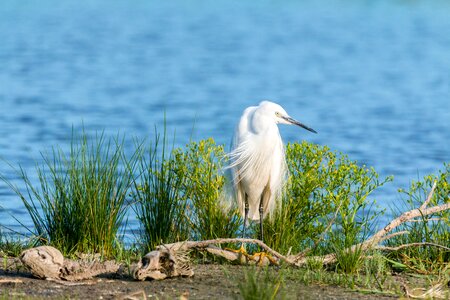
[1,0,449,231]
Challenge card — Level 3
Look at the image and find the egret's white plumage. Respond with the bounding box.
[227,101,316,239]
[229,103,286,220]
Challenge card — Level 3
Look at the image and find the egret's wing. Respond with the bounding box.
[221,106,257,216]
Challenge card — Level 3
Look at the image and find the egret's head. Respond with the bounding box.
[259,100,317,133]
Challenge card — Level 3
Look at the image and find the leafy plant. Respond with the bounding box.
[263,141,391,256]
[171,138,241,240]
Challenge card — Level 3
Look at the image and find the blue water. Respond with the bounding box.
[1,1,449,233]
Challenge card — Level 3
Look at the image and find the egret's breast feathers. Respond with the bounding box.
[228,131,284,187]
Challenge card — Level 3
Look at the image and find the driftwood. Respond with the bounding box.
[401,282,449,299]
[149,181,449,267]
[133,246,194,281]
[20,246,119,281]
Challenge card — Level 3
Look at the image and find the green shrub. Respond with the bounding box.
[171,138,241,241]
[263,141,392,257]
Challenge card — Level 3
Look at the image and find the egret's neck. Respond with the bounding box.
[250,110,278,134]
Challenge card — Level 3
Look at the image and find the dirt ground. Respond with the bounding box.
[0,262,404,300]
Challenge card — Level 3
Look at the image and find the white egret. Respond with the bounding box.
[228,101,317,244]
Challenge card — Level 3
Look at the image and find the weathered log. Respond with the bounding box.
[133,246,194,281]
[20,246,119,281]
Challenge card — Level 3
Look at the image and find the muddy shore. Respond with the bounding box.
[0,263,403,299]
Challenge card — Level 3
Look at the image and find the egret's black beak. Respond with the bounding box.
[283,116,317,134]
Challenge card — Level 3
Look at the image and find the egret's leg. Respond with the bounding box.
[247,195,278,265]
[239,195,249,253]
[243,196,249,239]
[225,194,249,260]
[259,196,264,243]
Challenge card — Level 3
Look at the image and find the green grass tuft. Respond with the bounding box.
[385,163,449,273]
[1,130,135,257]
[130,126,189,252]
[0,231,29,257]
[233,266,284,300]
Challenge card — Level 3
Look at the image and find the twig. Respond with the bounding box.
[0,278,23,283]
[292,184,449,266]
[122,290,147,300]
[408,218,443,223]
[365,186,448,248]
[379,230,409,242]
[47,278,97,286]
[375,242,450,252]
[370,202,449,244]
[420,181,437,211]
[402,282,447,299]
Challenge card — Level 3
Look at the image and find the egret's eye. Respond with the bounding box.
[275,112,281,117]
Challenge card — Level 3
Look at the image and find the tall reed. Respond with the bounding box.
[1,131,134,257]
[130,128,189,252]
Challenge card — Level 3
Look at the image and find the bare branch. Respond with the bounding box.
[158,238,290,263]
[379,230,409,242]
[365,203,449,248]
[401,282,447,299]
[0,278,23,284]
[420,180,437,210]
[408,218,443,223]
[375,242,450,252]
